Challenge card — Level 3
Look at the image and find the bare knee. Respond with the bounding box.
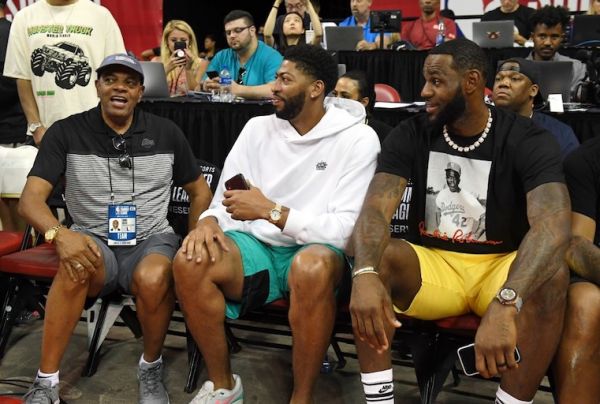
[564,282,600,340]
[131,259,173,303]
[288,246,342,298]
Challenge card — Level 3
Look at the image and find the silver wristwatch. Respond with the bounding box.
[26,122,43,136]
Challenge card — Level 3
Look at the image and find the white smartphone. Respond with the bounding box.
[457,343,521,376]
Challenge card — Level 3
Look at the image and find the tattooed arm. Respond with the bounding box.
[349,173,407,352]
[566,212,600,284]
[503,182,571,298]
[475,182,571,378]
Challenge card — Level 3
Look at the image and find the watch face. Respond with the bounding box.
[270,209,281,222]
[45,228,56,242]
[500,288,517,301]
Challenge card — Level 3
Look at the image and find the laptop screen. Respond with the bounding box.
[139,62,170,99]
[472,21,514,48]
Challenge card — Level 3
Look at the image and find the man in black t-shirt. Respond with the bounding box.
[554,140,600,402]
[17,54,212,404]
[481,0,535,46]
[350,39,570,404]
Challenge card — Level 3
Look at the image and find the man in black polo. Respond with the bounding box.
[18,53,212,404]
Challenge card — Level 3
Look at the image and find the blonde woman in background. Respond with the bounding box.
[588,0,600,14]
[153,20,207,96]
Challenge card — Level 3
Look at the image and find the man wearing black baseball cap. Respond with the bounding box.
[492,57,579,159]
[18,53,212,404]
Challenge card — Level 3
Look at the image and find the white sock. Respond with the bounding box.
[139,354,162,367]
[495,386,533,404]
[361,369,394,403]
[36,370,59,387]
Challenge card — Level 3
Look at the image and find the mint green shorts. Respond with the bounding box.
[224,230,344,319]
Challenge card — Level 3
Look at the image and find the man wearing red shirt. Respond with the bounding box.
[400,0,456,50]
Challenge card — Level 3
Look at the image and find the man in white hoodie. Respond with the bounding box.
[173,44,380,404]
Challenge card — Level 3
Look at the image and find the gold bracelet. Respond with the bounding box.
[352,266,378,279]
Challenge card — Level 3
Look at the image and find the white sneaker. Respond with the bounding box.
[189,374,243,404]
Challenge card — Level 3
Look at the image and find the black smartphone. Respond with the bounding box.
[224,173,249,190]
[457,343,521,376]
[174,40,187,50]
[206,70,219,79]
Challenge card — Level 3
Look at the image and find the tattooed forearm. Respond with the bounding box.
[351,173,407,269]
[567,236,600,285]
[504,182,571,299]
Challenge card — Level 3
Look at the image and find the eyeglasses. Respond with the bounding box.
[112,136,132,169]
[237,67,247,85]
[225,26,251,37]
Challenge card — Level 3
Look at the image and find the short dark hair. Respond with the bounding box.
[224,10,255,27]
[205,33,216,42]
[428,38,488,80]
[284,44,338,95]
[341,70,375,112]
[530,5,570,31]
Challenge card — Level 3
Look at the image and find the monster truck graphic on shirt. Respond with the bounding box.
[30,41,92,90]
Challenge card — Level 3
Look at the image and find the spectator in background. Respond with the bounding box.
[481,0,535,46]
[0,0,28,231]
[340,0,385,50]
[554,140,600,403]
[141,46,160,61]
[492,58,579,159]
[269,0,317,44]
[399,0,457,50]
[199,34,218,61]
[332,70,392,143]
[202,10,283,99]
[4,0,125,145]
[265,0,322,53]
[527,5,586,100]
[587,0,600,14]
[153,20,207,97]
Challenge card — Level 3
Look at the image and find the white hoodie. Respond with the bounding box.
[200,97,381,250]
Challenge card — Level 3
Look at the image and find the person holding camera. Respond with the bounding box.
[153,20,207,97]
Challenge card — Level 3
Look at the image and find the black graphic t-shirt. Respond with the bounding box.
[378,107,564,254]
[565,137,600,245]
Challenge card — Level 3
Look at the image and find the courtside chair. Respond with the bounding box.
[374,83,402,103]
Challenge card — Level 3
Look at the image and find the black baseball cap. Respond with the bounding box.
[497,58,544,107]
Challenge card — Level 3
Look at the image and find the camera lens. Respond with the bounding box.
[176,49,185,58]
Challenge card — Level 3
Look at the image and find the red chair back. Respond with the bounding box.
[0,231,24,257]
[375,83,401,103]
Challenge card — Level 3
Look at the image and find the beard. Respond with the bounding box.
[275,90,306,121]
[431,89,466,131]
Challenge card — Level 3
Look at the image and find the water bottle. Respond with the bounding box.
[435,21,445,47]
[219,66,233,103]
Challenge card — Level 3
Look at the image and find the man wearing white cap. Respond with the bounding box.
[18,53,212,404]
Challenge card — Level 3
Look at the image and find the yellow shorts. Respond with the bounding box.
[395,242,517,320]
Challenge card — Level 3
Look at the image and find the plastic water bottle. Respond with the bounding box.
[435,21,445,47]
[219,66,233,103]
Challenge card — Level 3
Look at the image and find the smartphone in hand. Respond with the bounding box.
[224,173,250,190]
[174,40,187,50]
[457,343,521,376]
[206,70,219,80]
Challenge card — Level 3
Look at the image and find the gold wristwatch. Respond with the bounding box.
[44,224,65,244]
[269,203,282,224]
